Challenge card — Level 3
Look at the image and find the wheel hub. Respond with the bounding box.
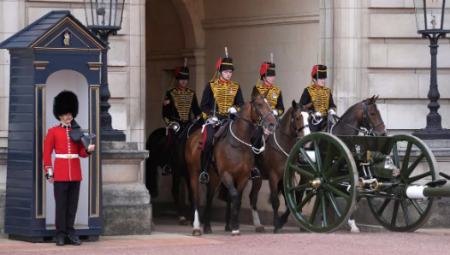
[311,178,322,188]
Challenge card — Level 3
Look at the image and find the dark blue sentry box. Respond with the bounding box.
[0,10,106,243]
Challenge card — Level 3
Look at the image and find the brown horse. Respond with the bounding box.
[185,86,278,236]
[242,100,311,233]
[299,95,387,232]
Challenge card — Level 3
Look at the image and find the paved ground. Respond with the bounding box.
[1,218,450,255]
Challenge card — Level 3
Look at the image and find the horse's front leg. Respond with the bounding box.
[249,178,265,233]
[279,179,291,229]
[203,171,220,234]
[171,170,187,225]
[221,172,243,236]
[348,197,361,233]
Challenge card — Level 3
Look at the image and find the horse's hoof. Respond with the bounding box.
[274,228,283,234]
[255,226,266,233]
[350,228,360,233]
[203,226,212,234]
[231,230,241,236]
[192,229,202,236]
[225,225,232,232]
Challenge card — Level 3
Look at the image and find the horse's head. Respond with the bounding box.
[291,100,311,139]
[360,95,387,136]
[250,86,277,134]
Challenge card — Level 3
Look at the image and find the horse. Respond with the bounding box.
[185,86,278,236]
[297,95,387,232]
[145,118,204,225]
[218,100,311,233]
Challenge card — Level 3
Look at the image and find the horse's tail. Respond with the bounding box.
[145,128,167,198]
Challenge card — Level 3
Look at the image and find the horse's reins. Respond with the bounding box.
[228,94,274,154]
[273,107,309,157]
[330,101,383,135]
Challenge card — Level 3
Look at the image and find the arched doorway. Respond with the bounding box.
[44,70,90,230]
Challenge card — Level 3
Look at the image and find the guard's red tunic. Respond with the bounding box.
[43,125,89,181]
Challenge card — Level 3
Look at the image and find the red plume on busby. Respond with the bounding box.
[260,62,276,77]
[174,66,189,80]
[53,90,79,121]
[311,65,327,79]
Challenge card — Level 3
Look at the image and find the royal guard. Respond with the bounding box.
[199,55,245,183]
[162,64,201,175]
[43,90,95,246]
[299,64,337,132]
[249,60,285,178]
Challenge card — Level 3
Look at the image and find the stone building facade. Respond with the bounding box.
[0,0,449,236]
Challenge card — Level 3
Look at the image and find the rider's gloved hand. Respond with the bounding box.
[328,109,337,116]
[228,107,237,114]
[272,109,278,116]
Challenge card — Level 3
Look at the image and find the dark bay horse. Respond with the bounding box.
[185,86,278,236]
[298,95,387,232]
[145,118,204,225]
[243,100,311,233]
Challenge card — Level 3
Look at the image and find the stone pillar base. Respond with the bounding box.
[0,186,6,238]
[103,204,152,236]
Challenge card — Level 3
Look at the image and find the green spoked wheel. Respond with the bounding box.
[367,134,438,232]
[283,132,358,233]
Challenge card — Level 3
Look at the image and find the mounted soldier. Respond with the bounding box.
[299,64,337,133]
[162,64,201,175]
[250,58,285,178]
[198,54,245,184]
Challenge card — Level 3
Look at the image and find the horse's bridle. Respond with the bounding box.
[290,107,308,140]
[361,101,384,130]
[249,95,274,127]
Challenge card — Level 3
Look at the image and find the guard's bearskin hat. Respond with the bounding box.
[174,66,189,80]
[260,62,276,77]
[311,65,327,79]
[215,57,234,71]
[53,90,78,121]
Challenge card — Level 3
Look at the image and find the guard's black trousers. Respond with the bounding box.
[54,181,81,238]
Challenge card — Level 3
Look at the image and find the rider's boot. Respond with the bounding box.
[199,150,211,184]
[250,154,261,179]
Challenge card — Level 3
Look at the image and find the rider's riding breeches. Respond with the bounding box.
[202,124,217,152]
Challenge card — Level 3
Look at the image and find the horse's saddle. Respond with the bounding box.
[197,120,230,149]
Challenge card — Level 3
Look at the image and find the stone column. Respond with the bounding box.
[101,142,151,235]
[322,0,368,114]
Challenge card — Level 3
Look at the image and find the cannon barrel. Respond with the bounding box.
[406,185,450,199]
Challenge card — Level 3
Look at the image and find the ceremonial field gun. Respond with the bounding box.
[283,133,449,233]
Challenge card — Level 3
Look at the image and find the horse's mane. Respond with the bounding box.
[337,97,374,120]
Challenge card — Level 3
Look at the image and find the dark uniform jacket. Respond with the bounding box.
[200,79,245,121]
[254,83,284,116]
[162,86,201,128]
[299,84,337,117]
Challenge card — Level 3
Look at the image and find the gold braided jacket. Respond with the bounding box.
[255,83,283,115]
[306,85,336,116]
[201,80,241,119]
[164,87,196,124]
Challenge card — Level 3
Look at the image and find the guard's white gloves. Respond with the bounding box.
[328,109,337,116]
[228,107,237,114]
[272,110,278,116]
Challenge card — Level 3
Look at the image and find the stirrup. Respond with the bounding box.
[199,172,210,184]
[162,165,172,176]
[250,167,261,179]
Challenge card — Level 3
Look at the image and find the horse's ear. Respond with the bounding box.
[292,100,297,109]
[368,95,375,104]
[374,94,379,103]
[251,86,258,97]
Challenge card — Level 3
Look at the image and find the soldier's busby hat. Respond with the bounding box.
[311,65,327,79]
[174,66,189,80]
[53,90,78,120]
[215,57,234,71]
[260,62,276,77]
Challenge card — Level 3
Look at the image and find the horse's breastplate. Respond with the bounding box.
[170,89,195,122]
[307,85,330,116]
[210,81,239,115]
[256,84,280,110]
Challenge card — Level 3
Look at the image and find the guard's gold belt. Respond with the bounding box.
[55,154,79,159]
